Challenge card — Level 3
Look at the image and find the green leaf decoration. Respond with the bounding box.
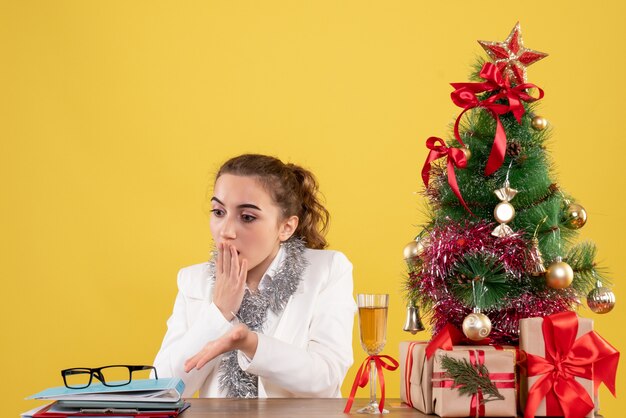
[439,354,505,404]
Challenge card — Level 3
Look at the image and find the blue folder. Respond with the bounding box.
[26,378,185,403]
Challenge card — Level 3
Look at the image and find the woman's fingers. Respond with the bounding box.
[192,347,217,371]
[184,346,213,372]
[216,242,224,275]
[217,243,244,282]
[184,352,202,373]
[230,244,239,278]
[222,243,232,277]
[183,325,249,372]
[238,259,248,286]
[213,243,247,319]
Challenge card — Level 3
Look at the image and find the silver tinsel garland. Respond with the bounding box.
[207,237,308,398]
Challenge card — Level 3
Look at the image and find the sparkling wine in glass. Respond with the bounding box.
[357,293,389,414]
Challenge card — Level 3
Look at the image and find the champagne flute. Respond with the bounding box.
[356,293,389,414]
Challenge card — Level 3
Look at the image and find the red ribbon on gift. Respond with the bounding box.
[524,311,620,418]
[425,323,492,359]
[469,350,486,417]
[430,332,523,413]
[433,372,515,381]
[433,350,516,417]
[344,355,399,414]
[421,137,472,215]
[403,341,421,408]
[433,380,515,388]
[450,62,544,176]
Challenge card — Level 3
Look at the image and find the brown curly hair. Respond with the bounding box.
[216,154,330,249]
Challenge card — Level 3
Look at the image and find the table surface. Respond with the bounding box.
[180,398,430,417]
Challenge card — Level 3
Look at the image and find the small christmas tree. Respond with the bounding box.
[405,23,616,344]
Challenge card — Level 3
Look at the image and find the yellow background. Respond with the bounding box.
[2,1,624,416]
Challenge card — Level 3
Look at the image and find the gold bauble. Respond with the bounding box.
[531,116,548,130]
[462,312,492,341]
[564,203,587,229]
[461,147,471,161]
[546,257,574,289]
[403,239,425,263]
[494,202,516,224]
[587,285,616,314]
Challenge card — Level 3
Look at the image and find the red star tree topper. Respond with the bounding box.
[478,22,548,85]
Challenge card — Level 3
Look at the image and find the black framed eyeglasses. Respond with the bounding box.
[61,365,158,389]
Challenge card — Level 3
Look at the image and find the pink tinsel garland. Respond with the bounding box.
[411,219,576,344]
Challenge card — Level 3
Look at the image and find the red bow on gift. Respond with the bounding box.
[421,137,472,215]
[344,355,399,414]
[450,62,544,176]
[524,311,620,418]
[425,323,491,359]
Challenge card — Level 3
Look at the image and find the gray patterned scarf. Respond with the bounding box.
[208,237,308,398]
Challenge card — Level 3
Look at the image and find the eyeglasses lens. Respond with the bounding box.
[99,366,133,386]
[63,368,92,389]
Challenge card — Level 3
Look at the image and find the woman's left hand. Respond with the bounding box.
[184,323,259,372]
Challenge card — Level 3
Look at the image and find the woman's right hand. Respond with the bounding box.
[212,242,248,321]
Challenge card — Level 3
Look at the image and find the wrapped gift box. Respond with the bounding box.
[432,347,518,417]
[400,340,519,416]
[519,313,594,418]
[400,341,433,414]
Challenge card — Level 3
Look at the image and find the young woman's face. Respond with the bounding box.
[210,174,295,278]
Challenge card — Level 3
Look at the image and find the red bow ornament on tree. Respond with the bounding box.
[425,323,492,359]
[450,62,544,176]
[524,311,619,418]
[422,137,472,214]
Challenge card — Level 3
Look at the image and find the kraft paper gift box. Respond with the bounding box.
[432,347,518,417]
[400,340,519,415]
[519,313,594,418]
[400,341,433,414]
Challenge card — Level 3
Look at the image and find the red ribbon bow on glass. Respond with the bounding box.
[450,62,544,176]
[343,355,399,414]
[524,311,620,418]
[421,137,472,215]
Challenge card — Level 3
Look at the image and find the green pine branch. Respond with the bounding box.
[566,241,611,289]
[448,253,512,309]
[439,355,505,404]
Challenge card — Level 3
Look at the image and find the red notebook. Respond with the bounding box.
[32,401,190,418]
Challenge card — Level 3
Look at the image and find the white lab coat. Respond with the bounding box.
[153,248,356,398]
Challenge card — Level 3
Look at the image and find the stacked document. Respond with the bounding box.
[23,378,189,418]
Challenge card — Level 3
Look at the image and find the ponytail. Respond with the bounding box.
[286,164,329,249]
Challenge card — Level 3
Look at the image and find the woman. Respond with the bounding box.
[153,154,356,398]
